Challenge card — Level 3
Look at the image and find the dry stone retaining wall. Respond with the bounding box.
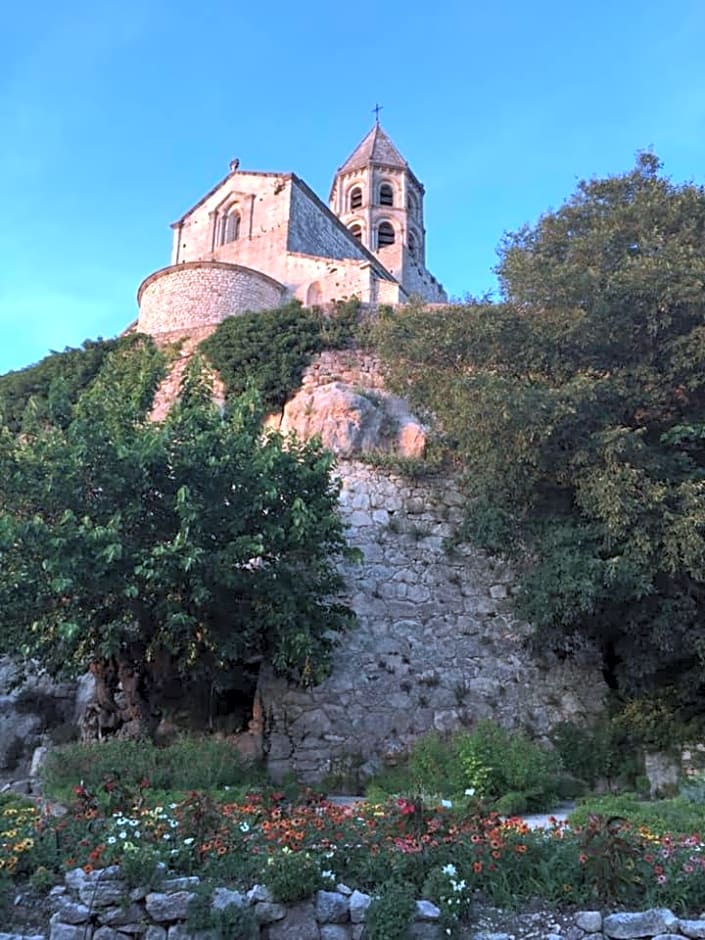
[26,863,705,940]
[260,348,607,783]
[261,462,605,783]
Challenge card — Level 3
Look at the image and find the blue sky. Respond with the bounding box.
[2,0,705,374]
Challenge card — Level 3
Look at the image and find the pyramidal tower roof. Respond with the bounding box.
[337,124,408,175]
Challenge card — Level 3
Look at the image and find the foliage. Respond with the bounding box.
[369,724,561,813]
[0,335,148,432]
[200,298,365,411]
[0,347,353,734]
[615,696,699,751]
[680,773,705,805]
[372,154,705,713]
[551,718,637,789]
[119,845,165,890]
[263,848,327,902]
[576,814,644,902]
[422,862,472,938]
[187,887,258,938]
[4,777,705,916]
[364,879,416,940]
[569,793,705,836]
[41,738,263,800]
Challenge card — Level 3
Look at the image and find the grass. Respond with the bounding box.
[41,737,265,803]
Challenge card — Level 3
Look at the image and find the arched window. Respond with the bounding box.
[408,231,417,257]
[377,222,395,248]
[306,282,323,306]
[349,187,363,210]
[218,210,240,245]
[379,183,394,206]
[349,223,362,241]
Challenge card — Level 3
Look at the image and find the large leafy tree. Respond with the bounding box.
[0,343,353,735]
[374,153,705,711]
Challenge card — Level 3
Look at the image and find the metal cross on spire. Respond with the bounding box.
[372,103,383,125]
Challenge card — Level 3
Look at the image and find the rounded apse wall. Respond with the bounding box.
[137,261,287,334]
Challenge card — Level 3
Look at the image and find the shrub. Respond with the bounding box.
[367,722,561,811]
[364,880,416,940]
[551,718,636,789]
[200,302,323,410]
[187,888,258,938]
[569,793,705,837]
[262,849,325,903]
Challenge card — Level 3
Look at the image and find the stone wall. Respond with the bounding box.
[137,262,286,333]
[260,349,607,783]
[36,863,705,940]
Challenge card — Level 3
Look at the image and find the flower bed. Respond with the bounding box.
[2,783,705,937]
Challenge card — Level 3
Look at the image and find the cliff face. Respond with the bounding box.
[258,348,606,783]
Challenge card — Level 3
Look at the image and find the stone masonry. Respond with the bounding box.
[137,261,286,334]
[259,349,606,783]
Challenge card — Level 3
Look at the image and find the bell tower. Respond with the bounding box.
[329,122,446,302]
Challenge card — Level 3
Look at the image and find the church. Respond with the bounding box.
[136,123,447,335]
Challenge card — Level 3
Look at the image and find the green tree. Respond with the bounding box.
[0,335,147,432]
[0,344,353,735]
[374,154,705,711]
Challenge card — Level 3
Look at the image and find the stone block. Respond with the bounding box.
[576,912,603,933]
[268,901,319,939]
[78,881,129,908]
[97,902,144,926]
[254,901,287,924]
[320,926,352,940]
[603,910,679,938]
[316,890,349,924]
[144,929,167,940]
[54,899,92,924]
[415,899,441,921]
[49,916,94,940]
[348,889,372,924]
[145,890,196,922]
[680,921,705,939]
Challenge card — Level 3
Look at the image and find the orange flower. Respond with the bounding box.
[472,861,483,873]
[515,843,527,854]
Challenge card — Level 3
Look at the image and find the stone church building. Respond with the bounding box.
[136,124,447,334]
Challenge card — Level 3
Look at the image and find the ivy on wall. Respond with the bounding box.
[199,299,363,411]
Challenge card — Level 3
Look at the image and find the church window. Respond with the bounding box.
[349,187,363,210]
[218,209,240,245]
[377,222,395,248]
[349,223,362,241]
[379,183,394,206]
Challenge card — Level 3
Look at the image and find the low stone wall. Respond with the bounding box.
[44,865,443,939]
[30,864,705,940]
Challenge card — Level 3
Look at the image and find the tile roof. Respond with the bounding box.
[337,124,408,174]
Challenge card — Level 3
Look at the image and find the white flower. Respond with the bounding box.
[441,863,457,877]
[169,820,178,828]
[169,803,178,810]
[321,869,336,882]
[107,836,116,844]
[464,788,476,797]
[183,837,194,846]
[239,822,250,833]
[119,831,128,840]
[441,799,453,808]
